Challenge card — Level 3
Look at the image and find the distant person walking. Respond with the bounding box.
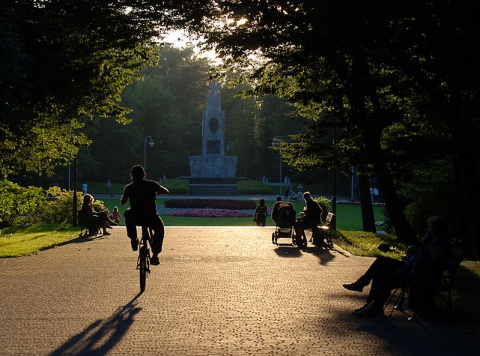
[297,183,303,196]
[82,183,88,195]
[106,180,113,197]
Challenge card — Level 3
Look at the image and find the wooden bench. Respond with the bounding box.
[318,212,335,248]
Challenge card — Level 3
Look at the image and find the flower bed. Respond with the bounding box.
[164,199,256,210]
[164,209,251,218]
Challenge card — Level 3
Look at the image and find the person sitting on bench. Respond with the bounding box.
[343,216,451,317]
[294,192,323,245]
[79,194,115,236]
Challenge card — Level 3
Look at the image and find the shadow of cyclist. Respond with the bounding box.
[50,293,142,355]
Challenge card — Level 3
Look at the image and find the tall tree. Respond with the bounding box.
[1,0,163,176]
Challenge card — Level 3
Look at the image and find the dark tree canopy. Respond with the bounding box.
[0,0,174,176]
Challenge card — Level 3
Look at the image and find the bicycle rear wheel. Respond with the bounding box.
[139,246,148,292]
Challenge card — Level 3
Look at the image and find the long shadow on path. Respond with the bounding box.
[50,293,142,355]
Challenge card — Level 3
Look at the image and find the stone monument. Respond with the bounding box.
[187,83,239,195]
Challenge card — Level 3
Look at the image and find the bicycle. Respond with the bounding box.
[137,225,152,292]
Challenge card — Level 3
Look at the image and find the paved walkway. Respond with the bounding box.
[1,227,478,355]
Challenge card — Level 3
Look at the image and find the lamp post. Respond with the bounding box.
[143,136,154,172]
[272,136,283,195]
[331,125,337,230]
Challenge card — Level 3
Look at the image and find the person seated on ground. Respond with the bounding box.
[343,216,451,317]
[121,165,169,266]
[254,198,268,226]
[110,206,123,225]
[294,192,323,245]
[79,194,115,236]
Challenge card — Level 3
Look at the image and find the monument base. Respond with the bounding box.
[181,177,245,196]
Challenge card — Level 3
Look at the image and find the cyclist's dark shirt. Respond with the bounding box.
[122,179,162,218]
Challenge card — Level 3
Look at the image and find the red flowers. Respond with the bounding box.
[164,209,251,217]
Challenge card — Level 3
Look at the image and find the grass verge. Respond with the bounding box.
[0,224,80,257]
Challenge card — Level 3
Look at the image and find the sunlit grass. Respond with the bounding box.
[334,230,406,259]
[0,225,79,257]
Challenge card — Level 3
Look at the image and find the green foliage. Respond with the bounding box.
[0,180,46,227]
[92,199,107,213]
[0,181,85,228]
[237,180,273,194]
[41,187,82,225]
[162,179,189,194]
[315,196,332,220]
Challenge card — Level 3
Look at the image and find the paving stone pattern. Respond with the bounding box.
[1,226,479,355]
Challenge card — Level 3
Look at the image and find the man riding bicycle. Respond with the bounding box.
[121,165,169,266]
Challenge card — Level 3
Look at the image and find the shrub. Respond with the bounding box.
[0,180,46,227]
[315,196,332,221]
[42,187,83,225]
[162,179,189,194]
[164,199,256,210]
[92,199,107,212]
[237,180,273,194]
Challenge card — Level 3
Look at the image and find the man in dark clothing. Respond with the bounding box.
[343,216,451,317]
[121,165,169,266]
[293,192,323,247]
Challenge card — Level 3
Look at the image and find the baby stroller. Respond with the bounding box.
[272,202,297,245]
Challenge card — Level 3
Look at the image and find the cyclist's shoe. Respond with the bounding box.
[150,255,160,265]
[103,231,111,236]
[130,238,138,251]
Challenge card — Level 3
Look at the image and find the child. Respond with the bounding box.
[111,206,123,225]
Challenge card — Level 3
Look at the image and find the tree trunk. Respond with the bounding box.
[348,56,416,245]
[358,171,376,232]
[363,132,417,245]
[448,99,480,259]
[455,135,480,259]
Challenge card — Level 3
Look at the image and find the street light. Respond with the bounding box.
[272,136,284,195]
[331,125,337,230]
[144,136,154,172]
